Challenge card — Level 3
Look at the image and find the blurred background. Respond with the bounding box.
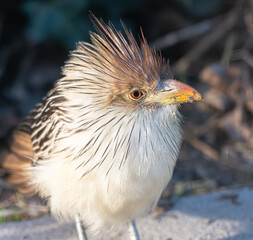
[0,0,252,222]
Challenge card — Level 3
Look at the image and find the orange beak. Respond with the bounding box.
[153,80,202,105]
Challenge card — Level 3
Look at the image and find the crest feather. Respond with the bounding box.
[62,13,172,100]
[88,13,170,86]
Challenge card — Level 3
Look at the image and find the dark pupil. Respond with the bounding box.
[133,91,140,98]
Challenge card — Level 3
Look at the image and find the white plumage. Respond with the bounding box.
[31,103,182,232]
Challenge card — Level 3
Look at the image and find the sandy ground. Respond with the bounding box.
[0,187,253,240]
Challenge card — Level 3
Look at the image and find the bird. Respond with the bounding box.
[0,14,202,240]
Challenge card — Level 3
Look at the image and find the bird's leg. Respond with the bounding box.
[75,215,88,240]
[128,220,141,240]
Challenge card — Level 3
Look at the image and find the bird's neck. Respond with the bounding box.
[59,105,182,181]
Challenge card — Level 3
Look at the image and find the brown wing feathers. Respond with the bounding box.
[0,118,35,195]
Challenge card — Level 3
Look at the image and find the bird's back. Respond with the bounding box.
[1,88,67,194]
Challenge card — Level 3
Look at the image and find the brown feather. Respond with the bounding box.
[1,116,35,195]
[59,14,172,110]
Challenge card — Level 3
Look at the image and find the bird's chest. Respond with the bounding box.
[94,140,177,221]
[71,109,181,221]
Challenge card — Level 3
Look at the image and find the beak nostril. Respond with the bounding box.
[188,96,194,102]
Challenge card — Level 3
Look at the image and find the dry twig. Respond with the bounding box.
[184,131,220,161]
[151,19,216,50]
[173,4,242,75]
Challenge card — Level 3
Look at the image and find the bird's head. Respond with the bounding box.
[60,14,201,115]
[50,14,203,177]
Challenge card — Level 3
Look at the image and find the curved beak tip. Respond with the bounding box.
[176,89,202,104]
[188,91,202,102]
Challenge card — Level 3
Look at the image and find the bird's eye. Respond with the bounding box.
[130,90,143,100]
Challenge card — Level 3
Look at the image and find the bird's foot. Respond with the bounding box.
[128,220,141,240]
[75,215,88,240]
